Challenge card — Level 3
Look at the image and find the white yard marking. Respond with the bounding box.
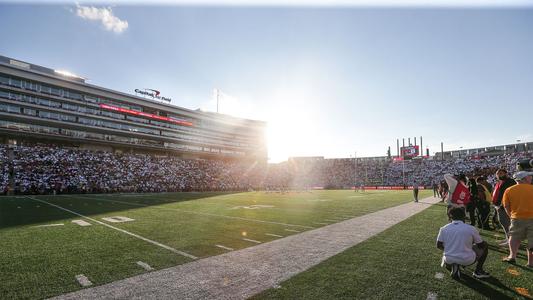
[434,272,444,280]
[72,219,92,227]
[75,274,93,287]
[243,238,261,244]
[77,196,313,229]
[426,291,438,300]
[343,215,356,218]
[33,223,64,228]
[102,216,135,223]
[231,205,275,210]
[136,261,154,271]
[313,222,329,225]
[324,219,338,222]
[266,233,283,238]
[17,206,21,209]
[215,244,234,251]
[284,229,300,233]
[28,197,197,260]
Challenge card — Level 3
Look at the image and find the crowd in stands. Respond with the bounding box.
[0,143,530,195]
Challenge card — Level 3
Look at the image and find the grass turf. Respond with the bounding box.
[0,190,431,299]
[253,202,533,300]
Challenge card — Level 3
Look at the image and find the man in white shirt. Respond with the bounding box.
[437,207,490,279]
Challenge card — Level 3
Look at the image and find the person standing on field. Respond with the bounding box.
[413,183,419,203]
[501,171,533,267]
[492,169,516,246]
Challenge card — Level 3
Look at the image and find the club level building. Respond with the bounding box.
[0,55,267,161]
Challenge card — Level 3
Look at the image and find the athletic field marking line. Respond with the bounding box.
[101,216,134,223]
[242,238,261,244]
[312,222,329,225]
[32,223,64,228]
[434,272,444,280]
[75,274,92,287]
[27,197,197,260]
[72,220,92,227]
[75,195,313,229]
[136,261,154,271]
[426,291,437,300]
[324,219,339,222]
[265,233,283,238]
[215,244,234,251]
[284,229,300,233]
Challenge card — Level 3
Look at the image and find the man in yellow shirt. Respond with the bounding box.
[502,171,533,267]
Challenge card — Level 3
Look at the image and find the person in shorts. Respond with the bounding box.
[437,207,490,279]
[502,171,533,267]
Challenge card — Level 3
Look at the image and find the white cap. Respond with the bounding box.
[513,171,533,181]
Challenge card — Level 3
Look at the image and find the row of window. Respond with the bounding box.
[0,102,250,149]
[0,74,142,111]
[0,120,244,156]
[0,88,253,147]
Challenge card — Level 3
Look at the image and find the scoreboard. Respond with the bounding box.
[401,145,419,159]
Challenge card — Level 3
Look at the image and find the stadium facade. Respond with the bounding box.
[0,55,267,161]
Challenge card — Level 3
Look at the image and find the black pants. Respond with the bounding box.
[476,201,491,229]
[466,202,477,226]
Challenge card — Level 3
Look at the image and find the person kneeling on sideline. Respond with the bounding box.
[436,207,490,279]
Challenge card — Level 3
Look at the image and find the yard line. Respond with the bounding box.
[265,233,283,238]
[324,219,339,222]
[75,274,92,287]
[75,196,314,229]
[136,261,154,271]
[284,229,300,233]
[215,244,234,251]
[27,197,197,260]
[242,238,261,244]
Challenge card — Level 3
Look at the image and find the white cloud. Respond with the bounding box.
[76,5,128,34]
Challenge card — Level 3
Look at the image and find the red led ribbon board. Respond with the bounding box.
[99,104,193,127]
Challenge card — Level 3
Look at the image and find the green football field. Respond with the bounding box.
[2,189,531,299]
[1,190,425,299]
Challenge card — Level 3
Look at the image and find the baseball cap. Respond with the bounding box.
[513,171,533,181]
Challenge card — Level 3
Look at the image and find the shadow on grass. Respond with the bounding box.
[457,273,519,300]
[0,192,240,229]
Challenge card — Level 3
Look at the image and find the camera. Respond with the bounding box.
[516,159,533,171]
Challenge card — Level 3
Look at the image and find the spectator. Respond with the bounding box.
[501,171,533,267]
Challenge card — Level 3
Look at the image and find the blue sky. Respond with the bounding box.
[1,1,532,162]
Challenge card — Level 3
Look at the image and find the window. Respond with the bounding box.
[62,103,78,111]
[23,108,37,116]
[50,87,62,97]
[60,114,76,122]
[40,85,51,94]
[39,111,60,120]
[9,78,22,88]
[0,75,9,85]
[66,91,82,100]
[84,95,98,103]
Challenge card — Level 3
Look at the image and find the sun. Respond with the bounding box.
[266,109,315,163]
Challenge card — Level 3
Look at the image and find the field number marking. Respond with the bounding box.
[243,238,261,244]
[75,274,92,287]
[28,197,197,260]
[266,233,283,238]
[215,244,234,251]
[77,196,313,229]
[136,261,154,271]
[72,220,92,227]
[102,216,135,223]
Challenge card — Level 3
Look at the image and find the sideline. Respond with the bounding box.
[52,197,440,300]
